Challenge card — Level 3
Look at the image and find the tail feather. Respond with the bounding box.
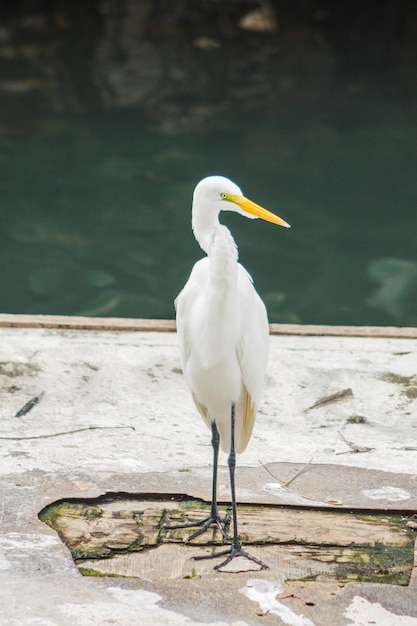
[237,385,255,453]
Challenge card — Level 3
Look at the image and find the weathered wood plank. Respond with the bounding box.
[40,496,414,583]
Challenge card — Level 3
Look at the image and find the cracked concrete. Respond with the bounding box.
[0,315,416,625]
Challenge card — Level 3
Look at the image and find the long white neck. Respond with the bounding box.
[206,224,238,286]
[191,177,240,299]
[191,223,240,368]
[192,200,219,254]
[192,200,238,282]
[191,203,240,367]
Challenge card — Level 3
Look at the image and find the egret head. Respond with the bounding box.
[193,175,290,228]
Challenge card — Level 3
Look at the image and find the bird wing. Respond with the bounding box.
[175,258,209,369]
[235,264,269,451]
[175,258,214,428]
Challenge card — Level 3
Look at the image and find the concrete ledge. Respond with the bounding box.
[0,315,416,625]
[1,312,417,338]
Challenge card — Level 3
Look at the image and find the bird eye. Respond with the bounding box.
[220,193,227,200]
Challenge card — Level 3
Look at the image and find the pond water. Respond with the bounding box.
[0,2,416,326]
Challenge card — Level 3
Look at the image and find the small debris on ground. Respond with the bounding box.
[15,391,45,417]
[305,388,354,411]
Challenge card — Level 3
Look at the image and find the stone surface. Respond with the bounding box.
[0,318,416,625]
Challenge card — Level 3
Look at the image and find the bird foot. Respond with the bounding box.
[165,510,231,542]
[192,540,269,572]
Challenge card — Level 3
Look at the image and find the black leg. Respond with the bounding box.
[165,422,230,540]
[193,403,269,571]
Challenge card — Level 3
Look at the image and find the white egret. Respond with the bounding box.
[174,175,290,570]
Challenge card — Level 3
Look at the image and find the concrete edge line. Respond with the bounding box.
[0,313,416,338]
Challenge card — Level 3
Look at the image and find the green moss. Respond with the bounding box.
[78,567,123,578]
[39,497,416,586]
[39,501,102,530]
[334,541,414,585]
[183,567,197,579]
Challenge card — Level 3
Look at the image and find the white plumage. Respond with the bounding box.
[174,175,290,570]
[176,175,289,453]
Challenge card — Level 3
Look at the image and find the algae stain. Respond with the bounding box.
[78,567,123,578]
[39,502,102,526]
[38,496,416,585]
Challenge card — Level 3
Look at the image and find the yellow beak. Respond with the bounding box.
[224,193,291,228]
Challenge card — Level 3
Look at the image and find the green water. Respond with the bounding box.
[1,4,416,326]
